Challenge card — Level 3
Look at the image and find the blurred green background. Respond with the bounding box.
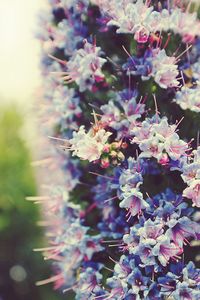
[0,106,66,300]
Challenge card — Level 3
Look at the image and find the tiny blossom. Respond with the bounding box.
[100,89,145,137]
[123,216,183,267]
[61,40,107,91]
[49,0,89,13]
[119,188,149,217]
[183,180,200,207]
[70,125,112,162]
[123,48,153,80]
[73,264,104,299]
[166,216,199,247]
[182,147,200,207]
[123,48,179,89]
[132,116,188,163]
[182,147,200,184]
[52,86,82,132]
[169,8,200,43]
[159,261,200,299]
[51,20,83,55]
[151,49,179,89]
[127,268,149,294]
[174,83,200,113]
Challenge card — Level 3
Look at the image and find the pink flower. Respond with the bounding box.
[183,180,200,207]
[94,0,157,41]
[164,133,188,161]
[152,237,182,266]
[52,40,106,92]
[169,8,200,43]
[134,27,149,43]
[152,49,179,89]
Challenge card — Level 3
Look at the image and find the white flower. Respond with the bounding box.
[51,20,82,55]
[169,8,200,43]
[182,147,200,207]
[152,49,179,89]
[132,117,189,162]
[174,83,200,113]
[66,40,107,92]
[164,133,188,161]
[92,0,161,40]
[108,1,153,33]
[183,180,200,208]
[152,118,176,140]
[139,136,165,160]
[70,126,112,162]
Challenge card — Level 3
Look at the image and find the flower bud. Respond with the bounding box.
[101,157,110,168]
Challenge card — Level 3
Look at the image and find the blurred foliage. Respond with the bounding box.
[0,106,67,300]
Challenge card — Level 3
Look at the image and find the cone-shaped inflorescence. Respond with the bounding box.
[35,1,200,299]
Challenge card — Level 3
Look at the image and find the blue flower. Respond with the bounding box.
[123,49,153,79]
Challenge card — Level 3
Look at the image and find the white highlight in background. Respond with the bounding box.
[0,0,46,103]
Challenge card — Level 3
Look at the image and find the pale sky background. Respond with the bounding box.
[0,0,46,105]
[0,0,48,145]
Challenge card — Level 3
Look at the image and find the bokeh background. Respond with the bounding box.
[0,1,66,299]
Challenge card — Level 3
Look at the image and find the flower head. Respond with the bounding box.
[70,125,112,162]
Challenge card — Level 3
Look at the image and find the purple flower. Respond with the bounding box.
[152,237,182,267]
[119,189,149,218]
[127,268,149,294]
[167,216,199,247]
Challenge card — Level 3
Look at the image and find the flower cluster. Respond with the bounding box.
[70,125,112,162]
[132,116,189,163]
[182,147,200,207]
[123,48,179,89]
[35,0,200,299]
[119,157,148,218]
[49,40,107,92]
[92,0,200,42]
[100,89,145,137]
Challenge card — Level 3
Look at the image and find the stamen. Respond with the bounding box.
[175,116,184,131]
[31,158,52,166]
[101,239,122,243]
[175,45,192,62]
[33,246,58,252]
[153,94,160,122]
[93,294,109,299]
[63,283,78,293]
[108,243,125,248]
[48,136,70,143]
[186,0,193,13]
[103,266,114,272]
[89,172,115,180]
[104,195,118,203]
[36,273,63,286]
[106,56,121,69]
[26,196,50,201]
[48,54,67,66]
[91,109,99,127]
[122,45,137,68]
[109,256,118,264]
[163,33,171,49]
